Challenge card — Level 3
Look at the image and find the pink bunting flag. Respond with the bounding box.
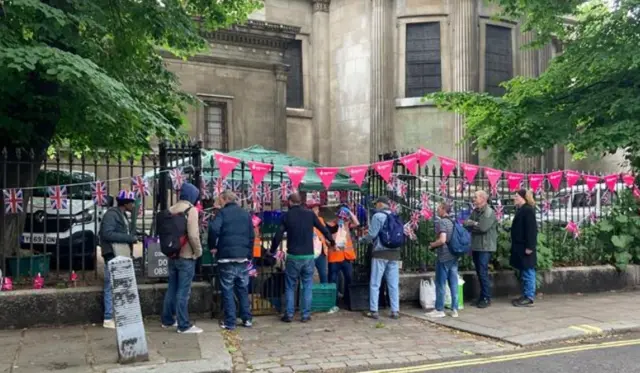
[547,171,564,192]
[437,156,457,179]
[315,167,339,189]
[417,147,434,167]
[484,168,502,192]
[623,174,635,188]
[565,170,581,189]
[399,153,419,175]
[565,220,580,239]
[505,172,524,192]
[33,273,44,289]
[528,174,545,193]
[214,153,241,179]
[603,174,619,192]
[420,206,433,221]
[583,174,600,192]
[461,163,479,184]
[284,166,307,190]
[247,161,273,184]
[1,277,13,291]
[372,160,394,183]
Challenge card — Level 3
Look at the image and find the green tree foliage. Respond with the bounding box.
[428,0,640,168]
[0,0,262,155]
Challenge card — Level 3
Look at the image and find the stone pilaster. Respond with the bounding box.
[370,0,393,161]
[312,0,331,164]
[274,64,289,152]
[450,0,479,163]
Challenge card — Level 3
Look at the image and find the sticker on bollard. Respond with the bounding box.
[108,256,149,364]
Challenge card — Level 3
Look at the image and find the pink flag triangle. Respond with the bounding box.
[546,171,563,191]
[399,153,419,175]
[484,168,502,188]
[417,148,434,167]
[528,174,545,192]
[345,165,369,187]
[583,174,600,191]
[214,153,241,179]
[315,167,339,189]
[373,160,394,183]
[505,172,524,192]
[437,156,457,178]
[284,166,307,190]
[247,161,273,185]
[603,174,619,192]
[461,163,479,184]
[623,174,635,188]
[565,170,581,188]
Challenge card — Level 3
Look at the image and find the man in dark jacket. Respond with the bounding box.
[269,193,335,323]
[208,190,254,330]
[100,190,137,329]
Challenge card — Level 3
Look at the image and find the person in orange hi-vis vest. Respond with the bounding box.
[307,200,329,283]
[326,204,360,310]
[252,215,263,259]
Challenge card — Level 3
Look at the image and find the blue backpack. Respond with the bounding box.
[378,212,405,249]
[448,218,471,257]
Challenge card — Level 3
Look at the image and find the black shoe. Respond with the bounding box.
[513,297,534,307]
[301,317,311,323]
[281,315,293,323]
[476,299,491,309]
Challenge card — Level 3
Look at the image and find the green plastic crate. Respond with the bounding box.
[7,254,51,277]
[301,283,337,312]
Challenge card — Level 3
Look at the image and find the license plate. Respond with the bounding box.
[22,234,57,245]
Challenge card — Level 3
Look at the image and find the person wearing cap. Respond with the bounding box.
[100,190,138,329]
[325,204,359,310]
[359,196,401,320]
[161,182,203,334]
[307,200,329,284]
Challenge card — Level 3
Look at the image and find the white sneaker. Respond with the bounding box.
[328,306,340,314]
[178,325,203,334]
[425,310,446,318]
[103,319,116,329]
[162,322,178,329]
[450,310,459,318]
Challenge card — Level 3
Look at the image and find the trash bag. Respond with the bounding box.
[420,278,436,310]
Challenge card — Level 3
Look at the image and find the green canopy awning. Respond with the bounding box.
[201,145,360,191]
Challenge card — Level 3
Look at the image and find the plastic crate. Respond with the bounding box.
[301,283,337,312]
[7,254,51,277]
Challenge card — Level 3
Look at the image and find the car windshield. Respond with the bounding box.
[32,170,95,200]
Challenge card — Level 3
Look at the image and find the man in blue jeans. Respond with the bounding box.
[359,196,401,320]
[161,182,203,334]
[208,190,254,330]
[464,190,497,309]
[270,193,335,323]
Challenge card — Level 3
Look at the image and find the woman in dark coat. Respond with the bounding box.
[510,189,538,307]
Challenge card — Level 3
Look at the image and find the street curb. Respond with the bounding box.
[401,310,640,347]
[105,359,231,373]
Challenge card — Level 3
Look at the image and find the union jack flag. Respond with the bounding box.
[542,199,551,216]
[396,180,408,198]
[131,176,150,197]
[48,185,68,210]
[246,261,258,277]
[438,178,449,196]
[584,190,593,205]
[309,191,321,204]
[387,175,397,191]
[457,180,470,193]
[409,210,421,229]
[589,211,598,225]
[200,212,212,230]
[490,184,499,197]
[3,189,23,214]
[420,206,433,220]
[169,168,185,191]
[403,223,417,241]
[389,201,400,214]
[601,191,611,205]
[247,182,262,201]
[229,180,243,193]
[262,183,272,204]
[279,181,291,201]
[494,200,504,221]
[420,192,430,209]
[200,179,211,200]
[566,220,580,239]
[213,178,227,198]
[91,181,107,206]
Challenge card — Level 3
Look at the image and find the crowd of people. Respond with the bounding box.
[98,181,540,333]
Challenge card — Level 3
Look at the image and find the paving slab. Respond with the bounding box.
[229,311,514,373]
[403,291,640,346]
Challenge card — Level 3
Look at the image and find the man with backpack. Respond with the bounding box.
[159,182,203,334]
[359,196,404,320]
[426,202,468,318]
[208,190,254,330]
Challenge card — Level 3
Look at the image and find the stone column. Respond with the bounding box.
[274,64,289,152]
[370,0,393,161]
[312,0,331,165]
[518,30,540,171]
[450,0,479,163]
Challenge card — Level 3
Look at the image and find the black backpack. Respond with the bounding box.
[156,206,192,258]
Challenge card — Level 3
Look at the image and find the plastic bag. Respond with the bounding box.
[419,279,436,310]
[444,275,465,310]
[313,233,323,258]
[335,225,348,249]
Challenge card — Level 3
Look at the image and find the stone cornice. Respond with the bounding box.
[199,19,300,51]
[160,49,288,72]
[312,0,330,13]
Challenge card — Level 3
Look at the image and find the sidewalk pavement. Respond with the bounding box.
[403,290,640,346]
[1,319,230,373]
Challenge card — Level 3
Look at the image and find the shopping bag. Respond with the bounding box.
[419,279,436,310]
[444,275,465,310]
[335,225,348,249]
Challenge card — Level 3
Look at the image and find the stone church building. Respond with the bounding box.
[164,0,623,172]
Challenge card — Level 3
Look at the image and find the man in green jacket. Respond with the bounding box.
[464,190,498,309]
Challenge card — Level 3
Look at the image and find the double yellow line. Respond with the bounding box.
[360,338,640,373]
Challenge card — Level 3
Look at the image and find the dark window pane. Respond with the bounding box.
[485,25,513,97]
[285,40,303,108]
[405,22,442,97]
[204,103,228,151]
